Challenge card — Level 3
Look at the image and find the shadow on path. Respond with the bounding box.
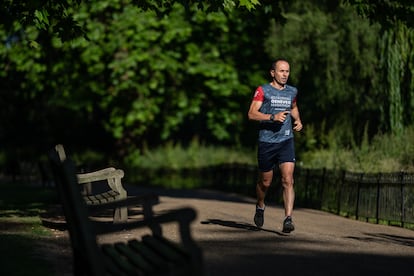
[346,232,414,247]
[201,218,289,236]
[126,185,256,204]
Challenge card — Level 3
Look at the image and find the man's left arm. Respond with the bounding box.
[290,102,303,131]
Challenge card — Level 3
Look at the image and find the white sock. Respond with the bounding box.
[256,204,265,210]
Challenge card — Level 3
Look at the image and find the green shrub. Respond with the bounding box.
[123,139,256,170]
[302,125,414,173]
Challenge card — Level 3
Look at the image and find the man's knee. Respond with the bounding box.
[258,174,273,188]
[281,176,294,189]
[258,179,271,189]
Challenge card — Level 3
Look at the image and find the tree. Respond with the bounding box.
[1,1,262,158]
[344,0,414,28]
[264,0,384,149]
[0,0,260,42]
[344,0,414,136]
[3,1,413,43]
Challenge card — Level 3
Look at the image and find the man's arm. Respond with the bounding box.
[248,100,271,121]
[290,102,303,131]
[248,100,291,123]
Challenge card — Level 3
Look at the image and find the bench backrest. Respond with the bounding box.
[55,144,67,161]
[49,148,106,276]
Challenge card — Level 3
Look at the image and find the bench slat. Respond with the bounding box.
[142,235,188,264]
[85,190,120,205]
[113,242,155,274]
[102,244,140,275]
[128,239,170,269]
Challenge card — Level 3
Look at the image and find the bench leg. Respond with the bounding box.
[113,207,128,223]
[81,183,92,195]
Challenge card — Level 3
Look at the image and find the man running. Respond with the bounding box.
[247,58,303,233]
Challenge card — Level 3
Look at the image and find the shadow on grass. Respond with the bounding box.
[0,183,60,276]
[0,232,54,275]
[0,183,58,217]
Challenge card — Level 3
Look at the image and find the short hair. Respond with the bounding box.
[271,58,289,70]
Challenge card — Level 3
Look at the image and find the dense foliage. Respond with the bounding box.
[1,0,269,158]
[1,0,413,172]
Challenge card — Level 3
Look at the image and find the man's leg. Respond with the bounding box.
[254,170,273,227]
[280,162,295,232]
[256,170,273,208]
[279,162,295,217]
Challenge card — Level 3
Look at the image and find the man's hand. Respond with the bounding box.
[293,119,303,131]
[276,111,290,122]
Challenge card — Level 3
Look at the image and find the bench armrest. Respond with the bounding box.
[77,168,124,183]
[77,168,126,198]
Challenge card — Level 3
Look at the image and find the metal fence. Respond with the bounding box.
[2,161,413,228]
[260,167,413,227]
[276,167,414,227]
[127,164,414,228]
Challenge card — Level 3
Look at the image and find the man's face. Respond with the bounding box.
[271,61,290,85]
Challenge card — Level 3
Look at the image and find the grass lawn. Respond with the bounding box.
[0,182,60,276]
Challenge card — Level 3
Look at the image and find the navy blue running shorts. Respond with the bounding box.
[257,138,295,172]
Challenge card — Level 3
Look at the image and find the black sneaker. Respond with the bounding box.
[282,216,295,233]
[254,205,265,228]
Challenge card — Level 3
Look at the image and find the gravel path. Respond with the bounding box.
[41,186,414,275]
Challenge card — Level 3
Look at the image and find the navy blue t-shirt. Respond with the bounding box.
[252,83,298,143]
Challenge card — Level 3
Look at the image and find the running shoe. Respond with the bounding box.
[254,205,265,228]
[282,216,295,233]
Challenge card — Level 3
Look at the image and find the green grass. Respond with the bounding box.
[124,139,256,170]
[299,126,414,173]
[0,183,59,276]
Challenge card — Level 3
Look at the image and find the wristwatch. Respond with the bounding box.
[269,114,275,121]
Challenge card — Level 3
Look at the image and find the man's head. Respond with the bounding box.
[270,59,290,86]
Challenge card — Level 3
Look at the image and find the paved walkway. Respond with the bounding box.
[110,187,414,275]
[44,186,414,275]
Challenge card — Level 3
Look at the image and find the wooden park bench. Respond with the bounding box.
[54,144,128,223]
[49,148,204,275]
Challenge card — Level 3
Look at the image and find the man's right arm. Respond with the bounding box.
[248,86,272,121]
[248,100,271,121]
[248,99,290,123]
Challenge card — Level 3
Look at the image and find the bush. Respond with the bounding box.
[301,125,414,173]
[123,139,256,170]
